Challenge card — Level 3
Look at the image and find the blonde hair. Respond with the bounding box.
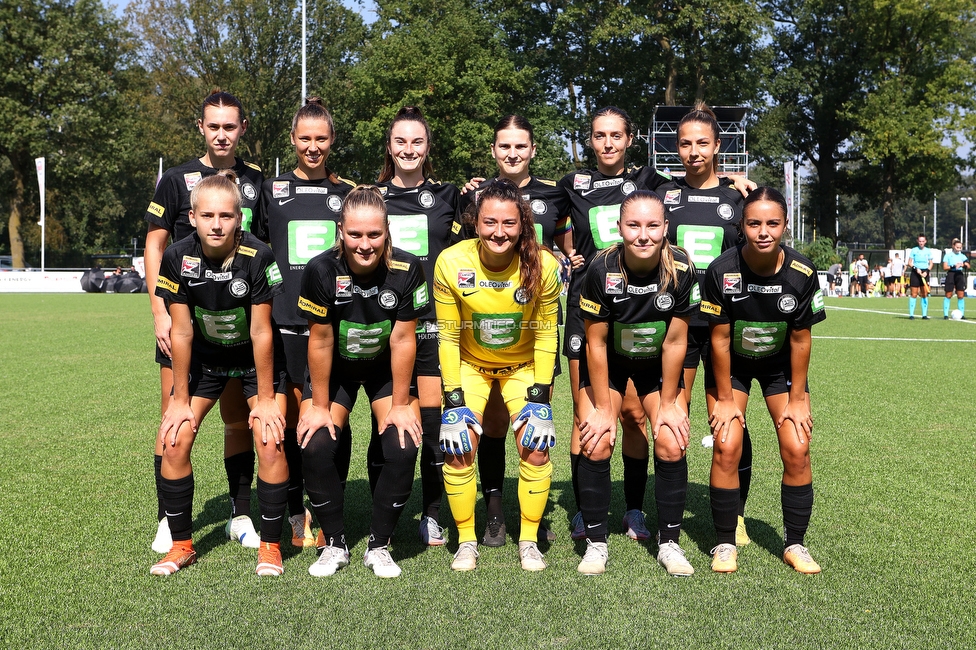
[190,169,243,271]
[333,185,394,270]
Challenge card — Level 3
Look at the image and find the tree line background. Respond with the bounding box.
[2,0,975,268]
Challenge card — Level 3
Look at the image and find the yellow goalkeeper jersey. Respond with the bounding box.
[433,239,562,391]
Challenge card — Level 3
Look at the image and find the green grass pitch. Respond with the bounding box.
[1,294,974,648]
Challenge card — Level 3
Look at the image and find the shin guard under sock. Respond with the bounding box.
[654,456,688,544]
[368,425,419,548]
[577,455,611,543]
[419,407,444,519]
[738,425,752,516]
[478,435,507,519]
[154,454,165,521]
[710,485,739,547]
[224,451,254,518]
[161,473,194,542]
[283,428,305,516]
[622,453,649,512]
[782,482,814,547]
[302,427,346,547]
[257,477,289,543]
[517,460,552,542]
[442,463,477,543]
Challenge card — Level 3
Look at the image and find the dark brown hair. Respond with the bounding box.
[474,179,545,301]
[200,89,245,124]
[291,97,339,183]
[493,114,534,144]
[378,106,434,183]
[678,101,720,141]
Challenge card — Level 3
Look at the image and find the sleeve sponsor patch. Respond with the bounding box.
[580,296,601,315]
[699,300,721,316]
[156,276,179,294]
[451,221,462,235]
[538,178,556,187]
[723,273,742,294]
[433,281,453,298]
[147,202,164,218]
[790,259,814,276]
[674,260,689,272]
[389,260,410,271]
[690,283,701,305]
[266,262,282,285]
[238,245,257,257]
[811,289,825,313]
[297,296,327,318]
[413,284,429,308]
[244,161,262,171]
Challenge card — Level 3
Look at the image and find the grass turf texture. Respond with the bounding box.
[1,294,974,648]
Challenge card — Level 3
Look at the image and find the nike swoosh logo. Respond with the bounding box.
[392,501,406,508]
[335,299,352,305]
[612,296,629,303]
[262,515,283,521]
[446,491,462,497]
[188,280,206,287]
[666,523,680,528]
[527,489,547,494]
[668,205,685,212]
[580,189,599,196]
[731,295,749,302]
[310,500,331,508]
[586,523,600,529]
[462,290,478,296]
[164,511,184,517]
[278,198,296,205]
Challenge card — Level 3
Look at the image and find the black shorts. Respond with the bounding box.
[945,271,966,293]
[826,274,835,285]
[156,344,171,368]
[302,372,418,411]
[578,354,682,397]
[858,277,868,291]
[884,275,896,284]
[182,364,286,400]
[704,365,809,398]
[277,325,309,385]
[909,268,930,288]
[415,320,440,377]
[683,324,710,370]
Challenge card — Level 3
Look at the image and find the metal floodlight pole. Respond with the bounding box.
[301,0,307,104]
[35,157,45,272]
[962,197,972,251]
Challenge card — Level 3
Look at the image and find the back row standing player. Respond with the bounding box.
[376,107,463,546]
[657,103,754,547]
[459,115,572,546]
[144,90,265,553]
[260,98,356,548]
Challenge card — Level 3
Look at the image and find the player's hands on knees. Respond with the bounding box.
[154,312,173,358]
[439,389,482,455]
[250,397,285,446]
[579,408,615,454]
[708,398,745,444]
[297,404,335,448]
[158,401,196,448]
[383,405,422,449]
[654,400,690,451]
[513,383,556,452]
[777,395,813,445]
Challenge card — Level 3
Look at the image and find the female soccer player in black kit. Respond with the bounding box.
[701,187,825,574]
[657,103,755,546]
[144,91,265,553]
[459,115,572,546]
[376,107,463,547]
[261,98,356,548]
[575,191,697,576]
[150,171,288,577]
[297,185,429,578]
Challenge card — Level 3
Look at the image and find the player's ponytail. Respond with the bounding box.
[334,185,394,270]
[678,101,720,141]
[475,179,544,301]
[291,97,340,184]
[378,106,434,183]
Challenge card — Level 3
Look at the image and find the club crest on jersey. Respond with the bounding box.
[180,256,201,278]
[723,273,742,294]
[605,273,624,294]
[419,190,435,208]
[514,287,531,304]
[778,294,798,313]
[335,276,352,297]
[241,182,257,201]
[622,181,637,195]
[272,181,289,198]
[717,204,734,220]
[573,174,591,191]
[229,278,249,298]
[379,186,388,196]
[457,269,476,289]
[655,293,674,311]
[663,189,681,205]
[569,334,583,353]
[531,199,547,215]
[379,290,398,309]
[327,195,343,212]
[183,172,202,191]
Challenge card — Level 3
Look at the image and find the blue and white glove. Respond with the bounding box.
[440,389,482,455]
[513,383,556,451]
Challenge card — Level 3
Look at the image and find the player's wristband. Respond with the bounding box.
[444,389,465,409]
[526,383,551,404]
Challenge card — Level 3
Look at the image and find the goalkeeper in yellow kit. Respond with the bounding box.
[433,179,562,572]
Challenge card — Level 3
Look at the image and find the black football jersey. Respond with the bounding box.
[580,246,699,366]
[658,177,743,327]
[145,157,265,241]
[378,179,462,320]
[457,176,571,249]
[155,231,284,368]
[296,248,430,375]
[261,172,356,327]
[700,245,826,376]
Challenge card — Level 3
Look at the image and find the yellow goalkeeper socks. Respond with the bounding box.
[443,463,478,543]
[518,460,552,542]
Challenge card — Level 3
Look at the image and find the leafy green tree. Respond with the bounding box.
[0,0,140,267]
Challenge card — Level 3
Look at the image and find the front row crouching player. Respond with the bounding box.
[434,179,562,572]
[576,192,697,576]
[296,185,429,579]
[701,187,826,574]
[151,170,289,576]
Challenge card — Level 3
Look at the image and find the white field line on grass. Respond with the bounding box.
[814,336,976,343]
